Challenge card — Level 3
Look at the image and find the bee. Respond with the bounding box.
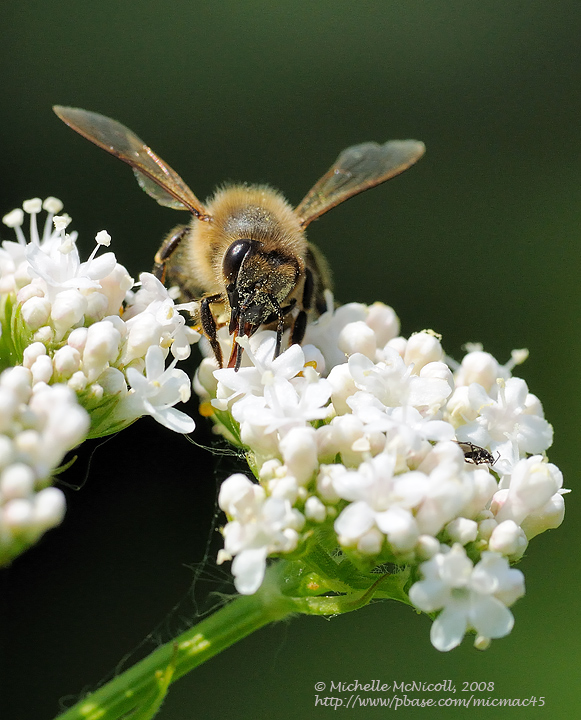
[456,441,497,466]
[53,106,425,369]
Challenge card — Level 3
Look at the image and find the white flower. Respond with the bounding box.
[453,350,509,392]
[445,517,478,545]
[279,426,319,485]
[20,295,51,329]
[455,378,553,463]
[0,196,204,564]
[409,545,525,651]
[122,346,195,433]
[301,299,369,371]
[95,263,133,317]
[318,413,383,467]
[232,370,332,436]
[488,520,528,559]
[333,452,427,553]
[0,366,91,561]
[26,232,116,300]
[122,311,163,364]
[327,362,358,414]
[348,392,456,446]
[30,354,53,384]
[53,345,81,377]
[30,486,67,533]
[338,321,377,359]
[1,463,35,498]
[186,284,563,650]
[213,333,306,409]
[123,272,171,317]
[219,473,304,594]
[519,492,566,539]
[27,383,90,476]
[348,350,453,416]
[492,455,565,534]
[364,302,400,348]
[400,330,444,372]
[123,273,199,361]
[304,495,327,522]
[49,288,88,339]
[81,320,122,381]
[414,443,477,537]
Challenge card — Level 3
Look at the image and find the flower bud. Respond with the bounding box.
[365,302,399,347]
[82,320,122,381]
[304,495,326,523]
[0,463,36,499]
[338,321,377,359]
[123,313,162,363]
[53,346,81,377]
[520,492,566,539]
[30,355,53,384]
[404,331,443,372]
[279,426,318,485]
[67,327,88,353]
[3,498,33,532]
[455,351,503,391]
[23,342,47,369]
[85,291,109,322]
[327,362,357,415]
[357,527,383,556]
[20,296,51,329]
[51,289,87,338]
[446,517,478,544]
[488,520,528,559]
[0,367,32,402]
[31,486,66,531]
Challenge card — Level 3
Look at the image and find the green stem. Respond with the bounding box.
[54,565,297,720]
[53,559,401,720]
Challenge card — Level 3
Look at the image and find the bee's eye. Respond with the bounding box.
[223,239,253,285]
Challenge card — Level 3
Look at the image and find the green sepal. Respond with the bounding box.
[0,294,25,371]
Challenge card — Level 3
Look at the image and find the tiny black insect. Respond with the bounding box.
[455,441,497,466]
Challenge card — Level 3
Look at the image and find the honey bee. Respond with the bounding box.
[53,106,425,369]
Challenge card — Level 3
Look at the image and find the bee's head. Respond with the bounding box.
[222,239,300,368]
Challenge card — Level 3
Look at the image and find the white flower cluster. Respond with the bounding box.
[0,198,200,561]
[1,198,199,436]
[194,297,567,651]
[0,365,88,564]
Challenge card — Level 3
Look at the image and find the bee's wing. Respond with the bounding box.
[53,106,209,218]
[295,139,425,227]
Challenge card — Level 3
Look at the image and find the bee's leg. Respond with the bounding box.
[200,293,224,368]
[231,330,244,371]
[258,299,297,359]
[234,341,243,371]
[274,300,285,359]
[291,267,314,346]
[153,225,189,283]
[305,242,332,315]
[227,324,242,370]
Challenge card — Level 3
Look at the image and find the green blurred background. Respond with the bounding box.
[1,1,579,718]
